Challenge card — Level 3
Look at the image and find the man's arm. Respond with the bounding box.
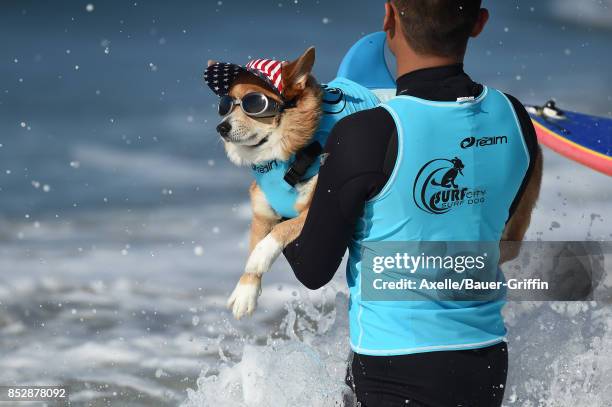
[500,94,543,263]
[283,108,396,289]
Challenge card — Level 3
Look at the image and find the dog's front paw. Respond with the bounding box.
[227,276,262,320]
[245,235,282,275]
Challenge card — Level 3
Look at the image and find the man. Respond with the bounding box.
[284,1,542,406]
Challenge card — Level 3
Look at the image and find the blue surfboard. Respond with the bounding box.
[337,32,612,176]
[527,102,612,176]
[338,32,396,91]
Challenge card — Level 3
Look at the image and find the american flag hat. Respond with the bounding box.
[204,58,286,98]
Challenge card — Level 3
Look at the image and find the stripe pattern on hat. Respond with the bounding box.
[245,59,285,94]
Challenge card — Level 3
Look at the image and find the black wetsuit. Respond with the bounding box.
[347,343,508,407]
[283,64,539,406]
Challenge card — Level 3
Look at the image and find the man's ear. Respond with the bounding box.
[383,1,400,55]
[207,59,218,67]
[282,47,315,99]
[383,1,395,34]
[471,8,489,38]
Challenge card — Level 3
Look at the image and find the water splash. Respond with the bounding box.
[505,301,612,406]
[182,293,353,407]
[184,291,612,406]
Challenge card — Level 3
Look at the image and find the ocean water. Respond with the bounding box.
[0,0,611,406]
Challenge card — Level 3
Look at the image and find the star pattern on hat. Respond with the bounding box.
[203,62,243,96]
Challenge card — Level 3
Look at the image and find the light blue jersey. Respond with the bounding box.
[251,77,380,218]
[348,87,530,356]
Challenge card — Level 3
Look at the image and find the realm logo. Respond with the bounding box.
[413,157,486,215]
[460,136,508,149]
[251,160,278,174]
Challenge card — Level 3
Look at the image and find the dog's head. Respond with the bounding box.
[205,47,322,166]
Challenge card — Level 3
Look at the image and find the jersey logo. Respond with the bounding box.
[413,157,486,215]
[251,160,278,174]
[460,135,508,149]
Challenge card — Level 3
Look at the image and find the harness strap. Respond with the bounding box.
[283,141,323,187]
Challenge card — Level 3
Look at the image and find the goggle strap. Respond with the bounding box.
[280,98,298,112]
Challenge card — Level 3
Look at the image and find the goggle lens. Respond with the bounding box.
[218,96,234,116]
[241,93,269,115]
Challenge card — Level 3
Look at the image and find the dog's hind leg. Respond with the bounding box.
[242,177,316,280]
[228,179,315,319]
[227,182,280,319]
[245,208,310,275]
[227,273,264,320]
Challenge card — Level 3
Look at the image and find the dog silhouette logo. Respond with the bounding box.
[413,156,484,215]
[430,157,464,189]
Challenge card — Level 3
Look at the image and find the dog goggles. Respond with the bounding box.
[218,92,284,118]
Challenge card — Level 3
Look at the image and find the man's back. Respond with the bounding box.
[347,84,531,355]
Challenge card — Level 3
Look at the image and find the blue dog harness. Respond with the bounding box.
[347,88,531,356]
[251,77,380,218]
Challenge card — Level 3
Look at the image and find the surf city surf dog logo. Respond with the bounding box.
[413,157,486,215]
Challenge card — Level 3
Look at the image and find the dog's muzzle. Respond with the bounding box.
[216,121,231,140]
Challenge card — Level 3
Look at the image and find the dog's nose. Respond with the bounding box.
[216,121,232,139]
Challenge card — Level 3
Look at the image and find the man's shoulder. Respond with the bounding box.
[497,91,539,160]
[499,92,536,131]
[332,106,395,136]
[502,92,528,113]
[321,106,397,176]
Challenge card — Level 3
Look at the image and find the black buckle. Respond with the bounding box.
[284,167,301,187]
[283,142,323,187]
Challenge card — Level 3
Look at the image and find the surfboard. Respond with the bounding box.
[527,102,612,176]
[337,32,396,92]
[337,31,612,176]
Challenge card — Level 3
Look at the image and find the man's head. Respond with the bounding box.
[384,0,489,61]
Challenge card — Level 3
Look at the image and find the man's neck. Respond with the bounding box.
[395,51,462,79]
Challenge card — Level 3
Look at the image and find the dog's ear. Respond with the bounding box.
[208,60,218,67]
[282,47,315,99]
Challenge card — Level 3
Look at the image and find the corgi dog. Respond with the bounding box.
[204,47,379,319]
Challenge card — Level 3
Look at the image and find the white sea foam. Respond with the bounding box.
[552,0,612,29]
[72,144,246,187]
[0,146,609,407]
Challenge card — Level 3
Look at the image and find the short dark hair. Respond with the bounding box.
[392,0,483,58]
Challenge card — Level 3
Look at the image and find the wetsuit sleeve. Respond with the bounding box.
[283,107,397,290]
[504,93,540,221]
